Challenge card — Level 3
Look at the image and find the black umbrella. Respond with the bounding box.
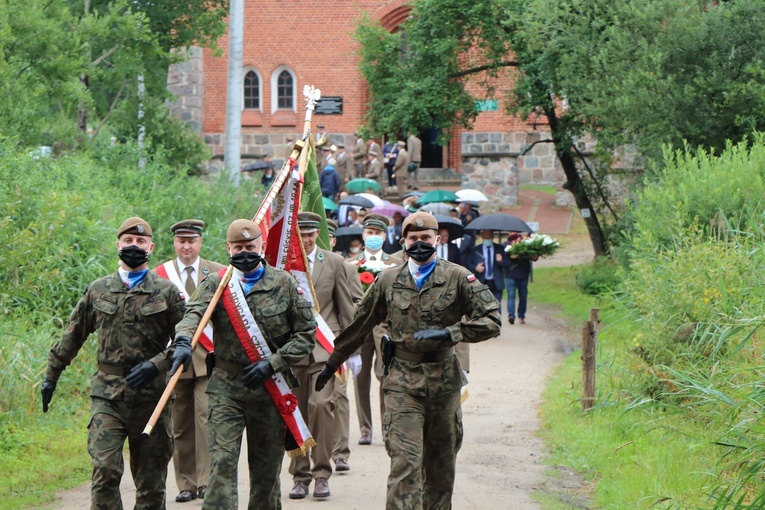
[464,213,532,233]
[332,226,363,255]
[433,215,464,241]
[339,196,375,209]
[242,160,273,172]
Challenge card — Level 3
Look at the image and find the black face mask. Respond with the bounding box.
[405,241,437,263]
[119,245,149,269]
[230,251,263,273]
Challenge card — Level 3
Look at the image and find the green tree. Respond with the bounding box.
[0,0,226,168]
[356,0,765,255]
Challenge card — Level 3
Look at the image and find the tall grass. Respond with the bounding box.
[0,141,262,506]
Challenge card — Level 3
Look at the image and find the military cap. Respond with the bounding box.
[396,140,406,147]
[117,216,152,238]
[326,219,338,235]
[226,219,261,242]
[297,211,321,233]
[170,219,205,237]
[317,124,325,129]
[402,211,438,236]
[363,213,389,232]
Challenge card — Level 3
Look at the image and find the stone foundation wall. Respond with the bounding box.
[166,47,204,133]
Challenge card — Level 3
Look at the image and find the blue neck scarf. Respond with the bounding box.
[240,264,265,294]
[124,269,148,290]
[409,259,437,291]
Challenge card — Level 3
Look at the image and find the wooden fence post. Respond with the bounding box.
[581,308,600,411]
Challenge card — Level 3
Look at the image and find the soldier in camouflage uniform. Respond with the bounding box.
[41,217,186,510]
[316,212,501,510]
[171,219,316,510]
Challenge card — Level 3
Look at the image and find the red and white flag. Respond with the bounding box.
[258,153,344,374]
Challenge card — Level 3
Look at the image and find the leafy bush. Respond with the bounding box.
[575,256,621,295]
[0,141,262,415]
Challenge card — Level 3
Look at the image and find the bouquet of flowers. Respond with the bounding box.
[505,233,560,258]
[357,259,395,290]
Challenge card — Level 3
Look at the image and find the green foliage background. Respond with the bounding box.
[0,142,261,507]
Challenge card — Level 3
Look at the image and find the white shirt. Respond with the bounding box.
[437,243,449,260]
[364,249,382,261]
[306,247,318,274]
[482,243,494,280]
[177,257,200,287]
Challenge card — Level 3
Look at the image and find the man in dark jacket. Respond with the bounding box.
[503,233,538,324]
[320,160,341,199]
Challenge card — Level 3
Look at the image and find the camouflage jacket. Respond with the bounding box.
[328,259,501,397]
[45,272,186,402]
[174,264,316,400]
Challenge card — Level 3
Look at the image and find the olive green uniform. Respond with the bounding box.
[175,265,316,510]
[328,259,501,510]
[45,272,185,510]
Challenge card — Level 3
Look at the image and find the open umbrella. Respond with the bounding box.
[420,202,458,215]
[433,214,464,240]
[464,213,532,233]
[333,226,364,254]
[370,203,409,218]
[322,196,338,211]
[456,189,489,202]
[403,190,425,199]
[357,193,385,207]
[345,178,381,193]
[339,195,375,209]
[242,160,273,172]
[417,189,459,205]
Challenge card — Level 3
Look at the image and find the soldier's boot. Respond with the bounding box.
[313,478,330,498]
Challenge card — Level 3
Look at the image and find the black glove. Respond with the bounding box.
[315,364,337,392]
[242,359,274,389]
[205,351,215,375]
[412,329,452,342]
[125,361,160,389]
[169,336,193,376]
[41,379,56,413]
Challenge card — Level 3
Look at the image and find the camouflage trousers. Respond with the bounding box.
[87,398,173,510]
[382,390,463,510]
[203,388,285,510]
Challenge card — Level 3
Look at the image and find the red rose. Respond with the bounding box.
[359,271,375,285]
[278,393,298,414]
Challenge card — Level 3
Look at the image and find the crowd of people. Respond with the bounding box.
[40,130,541,509]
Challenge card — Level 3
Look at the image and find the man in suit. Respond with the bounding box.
[334,142,355,185]
[392,140,410,198]
[153,219,225,503]
[315,123,330,149]
[407,133,422,190]
[436,226,461,265]
[352,132,366,178]
[365,151,384,195]
[383,214,403,254]
[326,220,363,473]
[467,229,509,303]
[289,213,363,500]
[351,214,403,445]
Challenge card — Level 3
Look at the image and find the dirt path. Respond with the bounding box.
[43,296,578,510]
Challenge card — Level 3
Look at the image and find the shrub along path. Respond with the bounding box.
[42,299,587,509]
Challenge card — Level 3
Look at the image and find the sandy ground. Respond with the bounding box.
[43,299,583,510]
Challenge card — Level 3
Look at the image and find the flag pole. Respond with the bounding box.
[143,86,322,436]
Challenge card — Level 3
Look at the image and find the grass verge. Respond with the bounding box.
[1,401,91,509]
[532,267,720,509]
[520,184,558,196]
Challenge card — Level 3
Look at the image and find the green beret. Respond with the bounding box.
[363,213,389,232]
[117,217,152,238]
[402,211,438,237]
[297,211,322,233]
[170,219,205,237]
[226,219,261,242]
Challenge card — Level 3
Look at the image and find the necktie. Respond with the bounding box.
[184,266,196,298]
[486,246,493,280]
[370,256,376,261]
